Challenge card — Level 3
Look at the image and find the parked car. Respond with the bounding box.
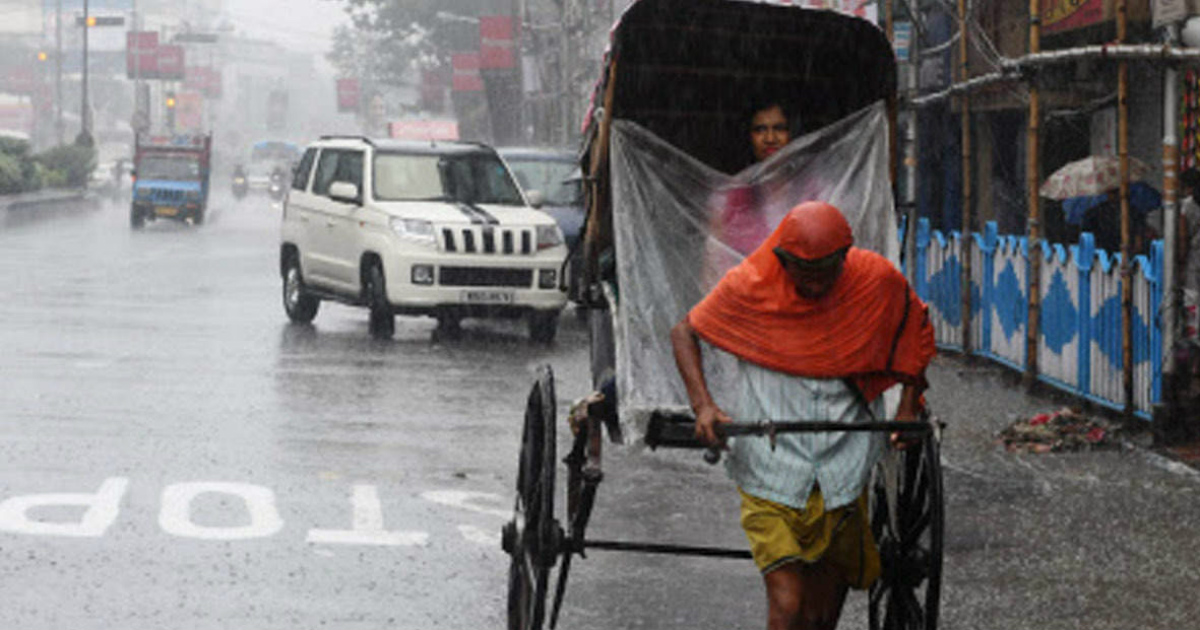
[497,147,585,303]
[280,136,569,342]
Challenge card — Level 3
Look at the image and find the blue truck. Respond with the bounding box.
[130,133,212,229]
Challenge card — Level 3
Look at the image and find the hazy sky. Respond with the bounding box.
[223,0,349,54]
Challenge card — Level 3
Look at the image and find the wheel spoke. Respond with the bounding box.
[902,511,931,548]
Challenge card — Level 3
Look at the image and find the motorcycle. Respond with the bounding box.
[231,174,248,200]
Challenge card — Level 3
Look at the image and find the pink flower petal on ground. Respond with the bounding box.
[1086,427,1106,443]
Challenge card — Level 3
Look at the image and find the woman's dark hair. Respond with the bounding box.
[743,97,800,136]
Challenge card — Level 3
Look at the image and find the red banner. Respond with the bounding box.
[336,78,360,113]
[1041,0,1105,34]
[126,31,158,79]
[479,16,515,70]
[175,92,204,131]
[388,119,460,141]
[452,53,483,92]
[185,67,221,99]
[156,45,185,81]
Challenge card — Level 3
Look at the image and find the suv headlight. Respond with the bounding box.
[389,217,436,246]
[536,224,563,251]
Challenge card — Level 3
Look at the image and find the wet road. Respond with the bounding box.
[2,195,1199,630]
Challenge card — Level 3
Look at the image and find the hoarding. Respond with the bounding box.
[479,16,515,70]
[126,31,158,79]
[388,119,459,141]
[451,54,483,92]
[336,78,360,113]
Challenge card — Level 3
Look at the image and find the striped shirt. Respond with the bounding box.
[725,360,886,511]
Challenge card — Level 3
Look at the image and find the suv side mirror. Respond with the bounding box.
[526,189,545,208]
[329,181,360,204]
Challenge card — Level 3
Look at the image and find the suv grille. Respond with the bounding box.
[150,188,185,203]
[442,226,533,255]
[439,267,533,288]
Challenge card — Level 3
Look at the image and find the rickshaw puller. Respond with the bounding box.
[671,201,936,630]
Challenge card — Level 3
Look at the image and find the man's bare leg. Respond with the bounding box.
[763,561,850,630]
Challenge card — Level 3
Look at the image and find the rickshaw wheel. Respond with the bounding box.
[505,365,561,630]
[868,431,944,630]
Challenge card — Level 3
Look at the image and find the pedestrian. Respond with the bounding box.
[671,201,937,630]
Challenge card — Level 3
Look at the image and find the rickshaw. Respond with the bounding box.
[501,1,945,628]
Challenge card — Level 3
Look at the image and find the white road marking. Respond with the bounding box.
[457,524,500,546]
[0,477,128,538]
[158,482,284,540]
[419,490,510,520]
[306,484,429,546]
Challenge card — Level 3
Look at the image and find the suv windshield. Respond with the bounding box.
[373,152,524,205]
[138,155,201,181]
[505,158,582,206]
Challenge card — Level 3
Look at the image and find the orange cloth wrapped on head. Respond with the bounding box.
[687,201,936,403]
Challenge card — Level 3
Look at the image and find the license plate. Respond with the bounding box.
[462,290,513,304]
[155,206,178,217]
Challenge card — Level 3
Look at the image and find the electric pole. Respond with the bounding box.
[56,0,63,145]
[80,0,91,145]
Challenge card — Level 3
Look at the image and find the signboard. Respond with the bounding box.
[336,78,360,113]
[479,16,516,70]
[175,92,204,131]
[156,45,185,81]
[451,53,483,92]
[893,20,912,62]
[126,31,158,79]
[388,119,460,141]
[1152,0,1188,28]
[1042,0,1105,33]
[185,67,221,99]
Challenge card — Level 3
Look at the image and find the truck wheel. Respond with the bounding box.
[528,310,559,344]
[365,262,394,339]
[193,209,205,226]
[130,208,144,229]
[282,254,320,323]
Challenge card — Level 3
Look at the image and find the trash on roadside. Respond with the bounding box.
[997,407,1119,453]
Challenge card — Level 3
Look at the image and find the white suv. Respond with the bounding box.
[279,136,569,341]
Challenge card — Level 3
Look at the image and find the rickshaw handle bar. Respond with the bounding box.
[645,411,932,451]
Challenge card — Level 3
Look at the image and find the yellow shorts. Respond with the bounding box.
[739,486,881,589]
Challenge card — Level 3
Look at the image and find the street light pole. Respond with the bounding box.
[56,0,63,144]
[80,0,91,144]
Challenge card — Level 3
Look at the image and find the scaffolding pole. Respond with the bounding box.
[1118,0,1133,416]
[958,0,972,354]
[1025,0,1042,385]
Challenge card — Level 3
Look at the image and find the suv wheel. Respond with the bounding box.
[130,207,145,229]
[528,310,559,344]
[365,262,395,339]
[283,254,320,323]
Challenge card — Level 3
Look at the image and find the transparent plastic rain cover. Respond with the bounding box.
[608,101,898,440]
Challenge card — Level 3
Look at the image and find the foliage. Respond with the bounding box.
[0,137,45,194]
[328,0,484,86]
[35,144,97,189]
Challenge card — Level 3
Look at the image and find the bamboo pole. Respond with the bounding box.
[1025,0,1041,385]
[1118,0,1133,416]
[959,0,972,353]
[1163,26,1181,378]
[886,0,898,190]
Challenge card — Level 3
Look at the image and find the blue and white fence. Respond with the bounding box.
[914,219,1163,419]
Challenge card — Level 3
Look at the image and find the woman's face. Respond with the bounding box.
[750,105,790,162]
